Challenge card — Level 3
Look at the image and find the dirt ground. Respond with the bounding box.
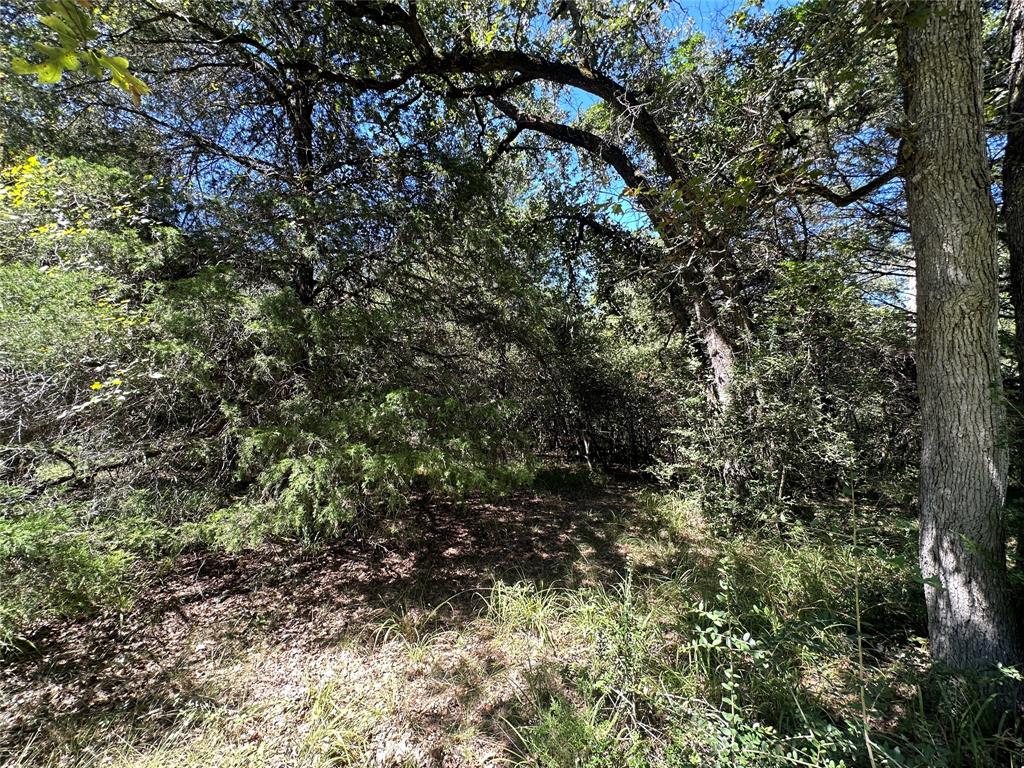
[1,481,640,766]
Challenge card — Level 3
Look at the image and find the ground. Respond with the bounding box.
[1,479,641,767]
[6,478,1003,768]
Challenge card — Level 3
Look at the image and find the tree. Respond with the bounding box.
[898,0,1022,673]
[327,1,909,412]
[321,1,748,407]
[10,2,913,491]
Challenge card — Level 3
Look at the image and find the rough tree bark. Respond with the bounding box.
[898,0,1023,672]
[666,288,737,408]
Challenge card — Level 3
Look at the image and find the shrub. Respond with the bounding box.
[0,503,139,646]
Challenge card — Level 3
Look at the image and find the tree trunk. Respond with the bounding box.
[666,285,737,408]
[899,0,1023,671]
[1004,0,1024,573]
[693,295,737,410]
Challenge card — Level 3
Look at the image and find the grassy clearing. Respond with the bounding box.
[482,492,1022,768]
[3,488,1022,767]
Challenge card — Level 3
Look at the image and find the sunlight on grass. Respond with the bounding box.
[5,490,1022,768]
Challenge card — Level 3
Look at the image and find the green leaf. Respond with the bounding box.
[10,58,35,75]
[40,13,80,47]
[99,55,150,104]
[12,0,147,102]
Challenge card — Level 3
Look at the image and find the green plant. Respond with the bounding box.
[0,504,138,646]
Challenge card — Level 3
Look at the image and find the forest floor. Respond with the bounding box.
[7,473,1007,768]
[2,477,651,767]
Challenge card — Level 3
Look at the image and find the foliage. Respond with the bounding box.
[0,503,148,647]
[0,149,547,637]
[11,0,149,102]
[487,492,1019,768]
[2,0,1019,764]
[207,389,534,546]
[706,257,916,521]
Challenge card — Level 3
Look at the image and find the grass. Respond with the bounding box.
[3,486,1022,767]
[476,490,1022,768]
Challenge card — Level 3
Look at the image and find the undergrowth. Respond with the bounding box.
[3,489,1022,767]
[484,491,1023,768]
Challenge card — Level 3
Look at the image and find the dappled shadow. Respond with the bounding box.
[0,480,637,758]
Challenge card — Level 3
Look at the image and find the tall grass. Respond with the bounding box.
[6,489,1021,768]
[481,491,1023,768]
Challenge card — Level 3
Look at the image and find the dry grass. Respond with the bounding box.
[0,482,635,767]
[3,482,1017,768]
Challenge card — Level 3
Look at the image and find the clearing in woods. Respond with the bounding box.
[3,478,658,766]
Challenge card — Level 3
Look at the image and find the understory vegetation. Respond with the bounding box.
[3,0,1024,766]
[5,486,1022,767]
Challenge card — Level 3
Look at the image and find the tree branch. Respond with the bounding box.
[334,1,681,181]
[802,165,903,207]
[492,98,658,213]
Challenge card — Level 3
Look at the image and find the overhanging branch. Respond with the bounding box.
[492,98,659,215]
[334,0,682,181]
[802,165,903,207]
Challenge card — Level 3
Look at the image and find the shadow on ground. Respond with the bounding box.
[0,480,637,759]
